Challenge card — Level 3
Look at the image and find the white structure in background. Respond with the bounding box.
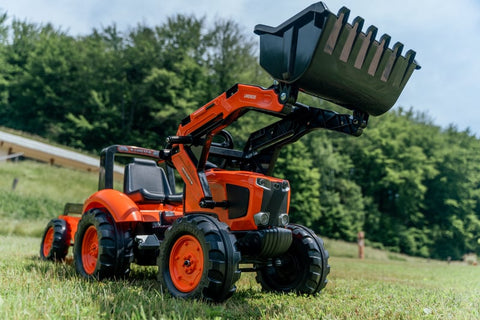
[0,129,123,178]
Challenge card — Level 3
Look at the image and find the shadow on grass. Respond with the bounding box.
[119,267,268,319]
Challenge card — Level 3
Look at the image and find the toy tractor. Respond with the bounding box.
[40,2,419,301]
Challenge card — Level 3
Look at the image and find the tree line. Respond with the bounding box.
[0,13,479,260]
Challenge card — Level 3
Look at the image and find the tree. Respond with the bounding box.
[307,133,366,241]
[274,141,321,227]
[0,13,9,111]
[204,19,260,97]
[423,127,480,259]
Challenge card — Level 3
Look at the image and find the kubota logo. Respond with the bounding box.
[244,94,256,100]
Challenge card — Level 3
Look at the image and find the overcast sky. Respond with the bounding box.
[3,0,480,136]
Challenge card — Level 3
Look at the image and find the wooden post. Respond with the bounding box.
[358,231,365,259]
[12,178,18,191]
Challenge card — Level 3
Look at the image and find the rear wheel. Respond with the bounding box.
[158,214,241,302]
[40,219,70,261]
[255,224,330,294]
[73,209,132,280]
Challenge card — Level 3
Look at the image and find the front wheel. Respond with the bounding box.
[158,214,241,302]
[256,224,330,294]
[40,219,70,261]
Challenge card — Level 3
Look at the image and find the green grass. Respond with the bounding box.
[1,161,479,319]
[0,235,479,319]
[0,161,97,236]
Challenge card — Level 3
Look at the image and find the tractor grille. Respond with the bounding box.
[258,179,289,226]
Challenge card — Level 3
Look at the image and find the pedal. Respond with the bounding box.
[135,234,160,250]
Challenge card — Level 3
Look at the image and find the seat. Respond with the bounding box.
[124,158,183,204]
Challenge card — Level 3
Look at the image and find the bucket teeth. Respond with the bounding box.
[324,7,350,54]
[339,16,364,62]
[324,7,418,85]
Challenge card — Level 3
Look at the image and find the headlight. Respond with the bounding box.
[278,213,289,227]
[256,178,271,190]
[254,212,270,226]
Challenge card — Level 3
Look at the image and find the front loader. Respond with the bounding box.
[40,2,420,302]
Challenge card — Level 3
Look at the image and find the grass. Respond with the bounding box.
[0,160,97,236]
[1,161,479,319]
[0,235,479,319]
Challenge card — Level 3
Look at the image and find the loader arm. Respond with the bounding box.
[242,102,368,175]
[169,84,288,209]
[169,83,368,209]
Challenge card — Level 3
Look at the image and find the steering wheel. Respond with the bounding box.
[211,130,234,149]
[208,130,234,169]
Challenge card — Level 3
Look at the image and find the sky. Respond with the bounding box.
[2,0,480,136]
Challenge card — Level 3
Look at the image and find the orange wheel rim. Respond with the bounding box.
[43,227,54,257]
[169,235,204,292]
[82,226,98,275]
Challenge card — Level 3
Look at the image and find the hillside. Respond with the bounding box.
[0,160,97,236]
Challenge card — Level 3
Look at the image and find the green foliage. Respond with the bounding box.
[344,109,480,259]
[0,15,258,151]
[307,133,366,242]
[274,142,321,227]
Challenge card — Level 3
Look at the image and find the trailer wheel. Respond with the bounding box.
[73,209,132,280]
[158,214,241,302]
[256,224,330,294]
[40,219,70,261]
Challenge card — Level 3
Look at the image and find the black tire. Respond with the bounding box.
[256,224,330,294]
[73,209,133,280]
[40,219,70,261]
[158,214,241,302]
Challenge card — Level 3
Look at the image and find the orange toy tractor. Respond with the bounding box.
[40,2,419,301]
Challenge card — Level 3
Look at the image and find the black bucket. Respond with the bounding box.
[255,2,420,116]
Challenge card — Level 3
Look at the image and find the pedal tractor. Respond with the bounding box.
[40,2,419,301]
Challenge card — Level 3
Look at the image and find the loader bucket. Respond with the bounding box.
[254,2,420,116]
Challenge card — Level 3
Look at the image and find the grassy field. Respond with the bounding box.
[1,235,479,319]
[1,161,479,319]
[0,160,97,236]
